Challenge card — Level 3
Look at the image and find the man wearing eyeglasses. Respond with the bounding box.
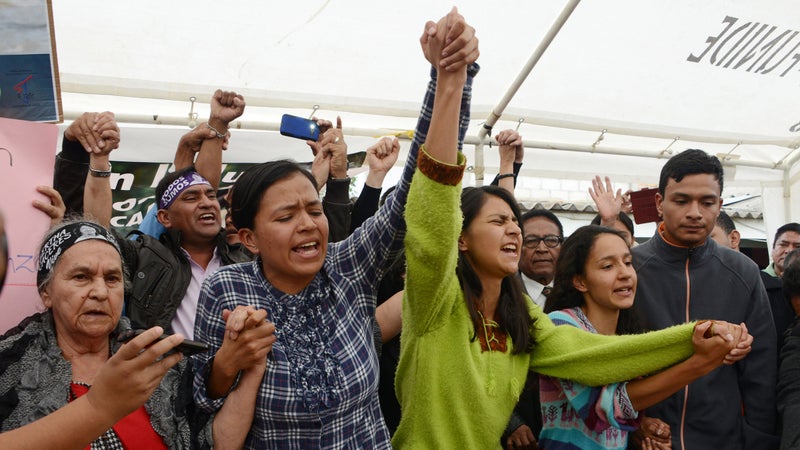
[517,209,564,308]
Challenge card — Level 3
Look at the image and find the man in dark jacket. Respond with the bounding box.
[632,149,778,450]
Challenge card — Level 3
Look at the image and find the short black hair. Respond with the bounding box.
[658,149,724,196]
[773,223,800,248]
[521,209,563,238]
[155,165,198,210]
[716,210,736,234]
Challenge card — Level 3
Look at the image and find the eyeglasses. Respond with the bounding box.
[523,235,562,249]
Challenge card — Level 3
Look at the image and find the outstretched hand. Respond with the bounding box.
[589,175,624,223]
[87,327,183,421]
[64,111,120,155]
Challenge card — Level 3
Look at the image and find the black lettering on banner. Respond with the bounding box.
[687,15,800,79]
[688,16,738,62]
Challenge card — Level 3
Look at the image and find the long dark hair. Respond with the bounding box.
[457,186,534,354]
[544,225,643,335]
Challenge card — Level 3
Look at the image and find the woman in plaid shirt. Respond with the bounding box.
[191,9,480,449]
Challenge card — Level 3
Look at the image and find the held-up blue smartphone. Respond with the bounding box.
[280,114,320,141]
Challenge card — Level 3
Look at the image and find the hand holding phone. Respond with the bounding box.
[117,329,210,356]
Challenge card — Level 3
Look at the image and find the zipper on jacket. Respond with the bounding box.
[680,249,692,450]
[142,269,167,309]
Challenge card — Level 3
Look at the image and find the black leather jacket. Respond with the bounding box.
[119,229,251,331]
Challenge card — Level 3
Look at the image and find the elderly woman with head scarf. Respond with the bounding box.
[0,217,275,449]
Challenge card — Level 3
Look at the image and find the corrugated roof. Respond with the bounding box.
[519,198,763,219]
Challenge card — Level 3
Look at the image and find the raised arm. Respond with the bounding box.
[400,8,479,333]
[421,8,473,164]
[192,90,245,189]
[494,129,522,194]
[82,112,121,227]
[317,117,353,242]
[173,123,230,171]
[350,136,401,232]
[55,112,120,217]
[327,8,479,293]
[589,175,625,229]
[364,136,400,190]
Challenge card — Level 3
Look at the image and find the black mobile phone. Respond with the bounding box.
[280,114,320,141]
[117,329,211,356]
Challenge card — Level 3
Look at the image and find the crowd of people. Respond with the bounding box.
[0,7,797,450]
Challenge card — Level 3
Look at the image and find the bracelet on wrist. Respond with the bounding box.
[496,173,516,180]
[328,175,350,181]
[89,162,112,178]
[206,122,229,139]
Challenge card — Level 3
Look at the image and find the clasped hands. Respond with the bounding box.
[694,320,752,365]
[218,305,277,374]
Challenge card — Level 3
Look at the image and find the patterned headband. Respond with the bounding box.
[37,222,121,288]
[158,171,211,210]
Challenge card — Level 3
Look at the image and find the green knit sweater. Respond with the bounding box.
[392,160,695,450]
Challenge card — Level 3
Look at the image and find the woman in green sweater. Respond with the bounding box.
[392,9,747,450]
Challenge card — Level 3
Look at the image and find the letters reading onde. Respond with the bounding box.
[687,15,800,79]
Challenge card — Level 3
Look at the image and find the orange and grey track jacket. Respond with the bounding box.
[632,231,778,450]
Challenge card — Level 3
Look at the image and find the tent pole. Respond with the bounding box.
[61,110,786,171]
[474,0,582,184]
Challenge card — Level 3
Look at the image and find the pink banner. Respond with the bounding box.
[0,117,57,333]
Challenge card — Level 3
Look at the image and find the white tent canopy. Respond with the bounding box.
[51,0,800,242]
